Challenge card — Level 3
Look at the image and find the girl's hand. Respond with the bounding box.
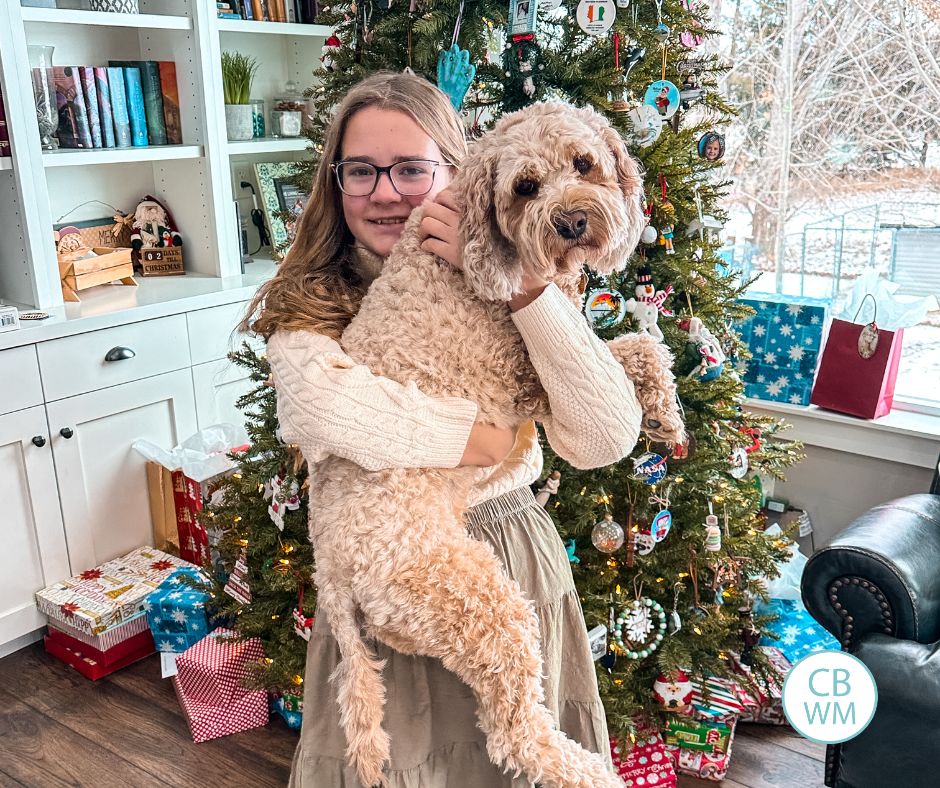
[419,189,463,270]
[420,188,549,310]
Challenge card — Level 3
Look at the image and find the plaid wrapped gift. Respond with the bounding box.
[758,598,839,664]
[173,676,268,743]
[610,732,677,788]
[735,647,792,725]
[176,628,265,706]
[35,547,194,637]
[663,716,737,782]
[691,676,747,723]
[145,568,212,654]
[736,293,829,405]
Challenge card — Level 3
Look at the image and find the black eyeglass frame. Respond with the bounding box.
[330,159,453,197]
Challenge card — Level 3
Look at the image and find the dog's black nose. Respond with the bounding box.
[554,210,588,240]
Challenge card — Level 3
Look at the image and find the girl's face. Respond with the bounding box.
[339,106,452,258]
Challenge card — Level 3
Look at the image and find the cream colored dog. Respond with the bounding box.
[309,102,684,788]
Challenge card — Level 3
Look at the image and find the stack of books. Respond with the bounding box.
[219,0,320,23]
[46,61,182,150]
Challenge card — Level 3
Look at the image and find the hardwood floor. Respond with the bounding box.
[0,643,825,787]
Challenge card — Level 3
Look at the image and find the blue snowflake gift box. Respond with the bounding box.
[758,598,839,664]
[145,567,212,654]
[736,293,829,405]
[270,690,304,731]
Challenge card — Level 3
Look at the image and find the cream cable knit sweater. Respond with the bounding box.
[267,273,642,508]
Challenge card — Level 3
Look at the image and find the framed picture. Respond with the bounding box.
[254,161,308,258]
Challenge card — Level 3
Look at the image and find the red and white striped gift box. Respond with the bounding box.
[611,732,677,788]
[172,676,268,743]
[175,628,265,706]
[691,676,746,722]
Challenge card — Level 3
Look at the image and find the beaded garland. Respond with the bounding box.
[613,598,668,659]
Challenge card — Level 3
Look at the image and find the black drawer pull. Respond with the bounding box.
[60,427,74,439]
[105,346,136,362]
[32,435,46,447]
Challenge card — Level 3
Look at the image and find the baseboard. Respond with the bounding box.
[0,627,44,659]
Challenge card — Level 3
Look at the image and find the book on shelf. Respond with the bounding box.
[79,67,103,149]
[251,0,264,20]
[0,86,9,158]
[94,67,116,149]
[106,66,132,148]
[157,62,183,145]
[121,67,150,147]
[53,66,92,149]
[109,60,167,145]
[298,0,318,24]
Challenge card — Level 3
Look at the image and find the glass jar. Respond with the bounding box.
[249,98,266,138]
[270,80,306,138]
[28,44,58,150]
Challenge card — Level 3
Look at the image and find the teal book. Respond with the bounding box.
[106,66,132,148]
[110,60,166,145]
[123,67,149,147]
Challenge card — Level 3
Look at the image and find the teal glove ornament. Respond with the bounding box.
[436,43,476,110]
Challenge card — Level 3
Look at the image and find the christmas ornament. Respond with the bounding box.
[679,73,705,109]
[658,219,675,255]
[679,316,726,380]
[704,514,721,552]
[729,447,749,479]
[320,34,342,72]
[650,507,672,542]
[653,22,670,42]
[293,592,315,641]
[644,79,680,120]
[264,474,301,531]
[623,44,646,80]
[612,597,667,659]
[680,0,705,47]
[697,131,726,162]
[587,624,608,660]
[437,44,476,111]
[738,606,761,670]
[223,550,252,604]
[584,288,627,328]
[503,35,545,107]
[509,0,538,36]
[591,512,625,553]
[625,264,673,341]
[535,470,561,507]
[669,583,683,633]
[576,0,615,36]
[640,224,659,244]
[634,529,655,556]
[632,451,667,484]
[626,102,662,148]
[740,425,762,454]
[653,670,693,712]
[565,539,580,564]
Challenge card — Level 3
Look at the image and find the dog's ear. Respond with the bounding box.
[457,144,521,302]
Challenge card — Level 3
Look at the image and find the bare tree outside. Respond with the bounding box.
[717,0,940,405]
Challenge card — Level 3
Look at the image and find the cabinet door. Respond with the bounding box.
[192,357,256,432]
[0,406,70,645]
[46,369,198,572]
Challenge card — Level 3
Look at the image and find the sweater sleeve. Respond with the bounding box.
[266,330,478,472]
[510,283,642,469]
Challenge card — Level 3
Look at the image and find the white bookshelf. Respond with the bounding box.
[0,0,330,310]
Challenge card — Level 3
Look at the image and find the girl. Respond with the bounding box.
[249,72,642,787]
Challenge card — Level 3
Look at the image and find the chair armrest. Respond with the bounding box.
[802,494,940,649]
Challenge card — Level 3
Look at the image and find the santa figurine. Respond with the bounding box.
[130,195,183,252]
[320,34,342,72]
[534,470,561,507]
[653,670,694,712]
[625,263,673,341]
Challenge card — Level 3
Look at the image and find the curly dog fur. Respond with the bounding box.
[308,102,683,788]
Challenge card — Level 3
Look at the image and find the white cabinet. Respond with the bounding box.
[45,368,198,572]
[192,358,256,431]
[0,406,70,646]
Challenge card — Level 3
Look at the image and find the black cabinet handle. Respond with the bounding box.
[32,435,46,447]
[60,427,74,439]
[105,346,136,362]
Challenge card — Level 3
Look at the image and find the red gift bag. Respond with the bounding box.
[811,299,903,419]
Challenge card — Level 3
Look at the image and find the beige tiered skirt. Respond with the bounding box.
[288,485,611,787]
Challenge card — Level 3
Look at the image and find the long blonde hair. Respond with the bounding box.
[245,72,467,340]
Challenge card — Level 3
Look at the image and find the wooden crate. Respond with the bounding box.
[139,247,185,277]
[58,247,136,303]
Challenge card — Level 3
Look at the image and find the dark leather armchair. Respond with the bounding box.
[802,491,940,788]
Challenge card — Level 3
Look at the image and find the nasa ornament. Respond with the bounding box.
[632,451,667,485]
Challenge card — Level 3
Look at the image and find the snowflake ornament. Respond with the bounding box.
[612,598,668,660]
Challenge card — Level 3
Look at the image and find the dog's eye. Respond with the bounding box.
[514,179,539,197]
[573,156,593,175]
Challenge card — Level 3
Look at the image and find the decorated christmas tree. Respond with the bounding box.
[206,0,804,742]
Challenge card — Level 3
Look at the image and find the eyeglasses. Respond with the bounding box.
[331,159,452,197]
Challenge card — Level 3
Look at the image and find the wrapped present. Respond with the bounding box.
[736,293,829,405]
[691,676,747,723]
[43,627,155,680]
[735,646,792,725]
[758,597,839,664]
[173,676,268,743]
[664,716,736,782]
[610,732,677,788]
[271,690,304,731]
[49,609,151,651]
[146,568,213,654]
[176,628,264,706]
[35,547,194,637]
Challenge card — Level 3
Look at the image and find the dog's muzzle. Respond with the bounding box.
[554,210,588,240]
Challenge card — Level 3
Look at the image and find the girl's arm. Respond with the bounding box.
[267,330,511,471]
[510,283,642,469]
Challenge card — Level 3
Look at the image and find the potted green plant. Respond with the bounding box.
[221,51,259,141]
